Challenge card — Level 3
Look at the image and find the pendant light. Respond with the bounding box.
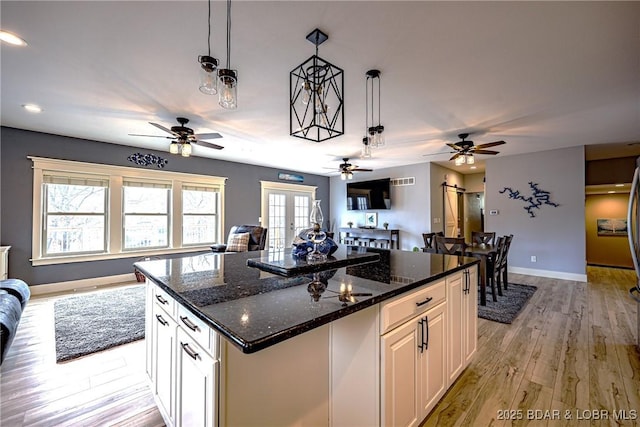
[218,0,238,109]
[290,28,344,142]
[362,69,384,157]
[198,0,219,95]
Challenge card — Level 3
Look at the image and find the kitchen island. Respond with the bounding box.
[135,246,479,427]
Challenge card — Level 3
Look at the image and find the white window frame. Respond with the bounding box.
[30,156,226,266]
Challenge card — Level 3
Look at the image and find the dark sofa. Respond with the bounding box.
[0,279,30,365]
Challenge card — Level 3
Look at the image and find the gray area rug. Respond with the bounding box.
[478,283,537,324]
[54,285,145,362]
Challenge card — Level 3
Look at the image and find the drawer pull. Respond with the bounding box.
[417,318,425,353]
[415,296,433,307]
[155,294,168,305]
[424,315,429,350]
[155,314,168,326]
[181,342,199,360]
[180,315,200,332]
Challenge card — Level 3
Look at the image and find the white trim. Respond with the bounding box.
[30,156,227,265]
[29,273,138,296]
[260,180,317,193]
[509,266,587,283]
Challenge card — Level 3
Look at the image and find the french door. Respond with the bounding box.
[261,181,316,250]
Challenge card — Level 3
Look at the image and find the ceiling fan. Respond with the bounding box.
[425,133,506,165]
[129,117,224,156]
[338,158,372,180]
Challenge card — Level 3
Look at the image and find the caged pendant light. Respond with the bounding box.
[198,0,219,95]
[218,0,238,109]
[290,28,344,143]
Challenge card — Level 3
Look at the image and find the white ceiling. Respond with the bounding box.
[2,1,639,176]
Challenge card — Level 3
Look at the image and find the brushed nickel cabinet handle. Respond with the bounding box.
[180,315,200,332]
[155,314,168,326]
[155,294,168,305]
[181,342,199,360]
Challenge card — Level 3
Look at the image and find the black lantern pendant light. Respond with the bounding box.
[198,0,219,95]
[290,28,344,142]
[218,0,237,109]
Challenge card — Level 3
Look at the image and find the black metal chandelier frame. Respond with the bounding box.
[290,28,344,143]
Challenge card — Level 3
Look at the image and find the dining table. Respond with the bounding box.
[464,243,498,306]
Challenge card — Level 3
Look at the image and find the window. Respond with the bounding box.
[123,180,171,250]
[182,184,220,245]
[30,157,226,266]
[43,173,108,256]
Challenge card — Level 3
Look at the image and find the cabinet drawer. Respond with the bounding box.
[177,304,217,357]
[153,285,176,318]
[380,279,446,334]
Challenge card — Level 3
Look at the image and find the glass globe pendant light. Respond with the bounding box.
[198,0,219,95]
[218,0,238,110]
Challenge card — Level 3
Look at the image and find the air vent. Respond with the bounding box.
[391,177,415,186]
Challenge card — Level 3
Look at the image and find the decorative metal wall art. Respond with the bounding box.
[499,182,559,217]
[127,153,168,168]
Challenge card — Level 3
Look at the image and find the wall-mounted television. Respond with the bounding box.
[346,178,391,210]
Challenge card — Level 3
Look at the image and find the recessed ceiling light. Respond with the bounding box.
[607,191,616,194]
[615,184,624,187]
[470,166,477,170]
[0,30,27,46]
[22,104,42,113]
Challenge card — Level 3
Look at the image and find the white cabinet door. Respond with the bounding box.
[420,303,447,415]
[381,318,421,427]
[446,271,464,384]
[153,304,177,425]
[176,328,218,427]
[464,267,478,364]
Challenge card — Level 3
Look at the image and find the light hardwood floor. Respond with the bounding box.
[1,267,638,426]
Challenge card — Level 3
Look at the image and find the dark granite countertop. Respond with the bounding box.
[134,246,479,354]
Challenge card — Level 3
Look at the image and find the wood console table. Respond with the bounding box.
[338,227,400,249]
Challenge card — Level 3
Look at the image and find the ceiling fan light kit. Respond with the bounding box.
[339,157,373,180]
[130,117,224,157]
[426,132,506,166]
[290,28,345,142]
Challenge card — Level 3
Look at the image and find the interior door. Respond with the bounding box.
[443,186,460,237]
[262,188,313,250]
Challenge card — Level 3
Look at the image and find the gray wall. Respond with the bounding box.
[485,146,586,278]
[330,162,432,251]
[0,127,330,285]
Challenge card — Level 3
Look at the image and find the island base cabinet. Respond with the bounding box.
[381,302,447,427]
[176,328,218,427]
[152,300,177,425]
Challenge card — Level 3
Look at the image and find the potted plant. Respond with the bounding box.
[383,222,389,230]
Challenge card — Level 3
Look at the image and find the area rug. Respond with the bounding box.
[478,283,537,324]
[54,285,145,362]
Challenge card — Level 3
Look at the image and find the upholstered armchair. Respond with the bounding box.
[210,225,268,253]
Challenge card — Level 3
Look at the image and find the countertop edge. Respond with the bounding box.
[136,255,480,354]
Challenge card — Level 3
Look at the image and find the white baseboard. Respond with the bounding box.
[509,266,587,283]
[30,273,139,296]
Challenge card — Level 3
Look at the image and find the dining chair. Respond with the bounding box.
[422,232,443,253]
[471,231,496,245]
[496,234,513,290]
[486,236,506,301]
[434,235,466,255]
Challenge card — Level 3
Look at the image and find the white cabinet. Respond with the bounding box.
[147,282,219,427]
[447,267,478,384]
[176,328,218,427]
[380,280,448,426]
[153,303,177,424]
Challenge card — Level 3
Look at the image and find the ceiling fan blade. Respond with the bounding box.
[475,140,505,149]
[473,149,500,155]
[149,122,176,135]
[128,133,173,139]
[423,151,453,157]
[353,168,373,172]
[195,132,223,140]
[450,153,461,161]
[446,143,461,150]
[196,140,224,150]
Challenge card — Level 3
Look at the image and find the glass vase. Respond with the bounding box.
[307,200,327,262]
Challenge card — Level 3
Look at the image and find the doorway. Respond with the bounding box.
[260,181,316,250]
